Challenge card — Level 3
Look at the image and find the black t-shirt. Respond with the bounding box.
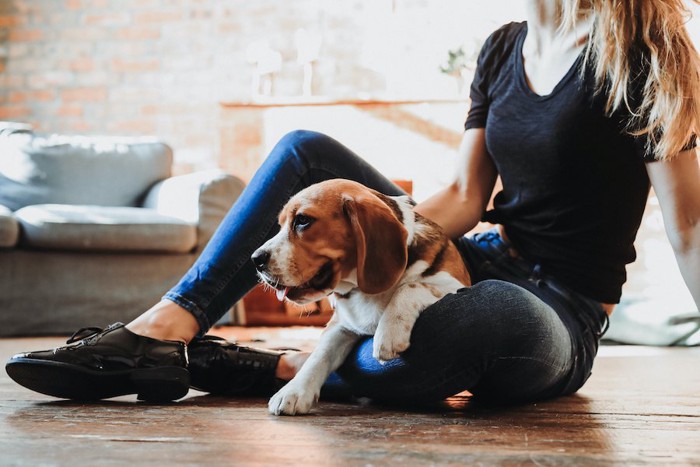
[464,21,692,303]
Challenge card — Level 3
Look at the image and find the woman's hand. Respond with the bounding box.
[414,128,498,239]
[647,148,700,310]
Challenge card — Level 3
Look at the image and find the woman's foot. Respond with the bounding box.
[187,335,310,396]
[126,299,201,343]
[5,299,312,401]
[128,301,313,395]
[5,323,190,401]
[276,352,310,380]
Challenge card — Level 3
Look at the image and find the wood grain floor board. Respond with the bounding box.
[0,329,698,466]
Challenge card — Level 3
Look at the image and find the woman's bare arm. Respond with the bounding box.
[414,128,498,239]
[646,148,700,310]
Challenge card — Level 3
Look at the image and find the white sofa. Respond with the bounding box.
[0,124,245,336]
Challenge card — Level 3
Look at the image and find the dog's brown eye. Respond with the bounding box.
[293,213,314,231]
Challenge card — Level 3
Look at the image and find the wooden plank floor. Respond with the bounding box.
[1,327,699,466]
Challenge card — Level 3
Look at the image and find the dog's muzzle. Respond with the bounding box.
[252,245,335,302]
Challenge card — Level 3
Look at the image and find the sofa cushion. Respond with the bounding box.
[15,204,197,253]
[0,204,19,247]
[0,133,172,211]
[0,121,32,136]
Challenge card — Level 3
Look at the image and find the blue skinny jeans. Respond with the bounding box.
[165,130,609,404]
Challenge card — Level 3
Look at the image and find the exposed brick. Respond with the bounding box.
[95,42,150,56]
[0,2,18,14]
[133,11,183,23]
[8,29,43,42]
[27,71,78,89]
[7,57,44,72]
[141,103,190,115]
[0,15,23,27]
[83,12,130,26]
[56,104,84,117]
[184,133,216,147]
[217,21,242,34]
[71,71,115,87]
[0,74,25,89]
[68,58,95,72]
[109,87,158,103]
[116,27,161,41]
[60,27,110,41]
[8,43,30,59]
[125,0,162,8]
[9,90,55,103]
[66,119,93,132]
[111,58,159,73]
[61,86,108,102]
[47,12,78,27]
[64,0,82,10]
[0,105,31,119]
[109,119,157,134]
[87,0,109,8]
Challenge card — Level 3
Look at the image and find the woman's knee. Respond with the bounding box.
[276,129,330,151]
[269,129,342,169]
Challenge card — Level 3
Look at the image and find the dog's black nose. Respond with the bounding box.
[251,249,271,270]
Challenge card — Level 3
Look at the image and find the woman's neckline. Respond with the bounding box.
[515,22,585,101]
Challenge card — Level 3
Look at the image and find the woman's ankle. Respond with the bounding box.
[275,352,310,381]
[126,300,200,343]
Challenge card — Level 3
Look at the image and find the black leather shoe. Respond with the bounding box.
[5,323,190,401]
[188,335,285,396]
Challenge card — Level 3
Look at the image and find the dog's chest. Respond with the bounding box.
[332,292,392,336]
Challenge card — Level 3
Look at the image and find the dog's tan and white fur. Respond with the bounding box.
[252,179,470,415]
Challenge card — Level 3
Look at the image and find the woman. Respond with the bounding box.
[7,0,699,405]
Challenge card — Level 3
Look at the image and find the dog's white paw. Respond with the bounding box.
[268,382,318,416]
[373,324,411,363]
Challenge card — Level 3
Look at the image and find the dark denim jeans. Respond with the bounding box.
[166,130,609,404]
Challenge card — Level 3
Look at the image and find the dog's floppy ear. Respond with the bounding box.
[342,194,408,294]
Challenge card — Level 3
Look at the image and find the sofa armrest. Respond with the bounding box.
[0,203,19,248]
[142,170,245,251]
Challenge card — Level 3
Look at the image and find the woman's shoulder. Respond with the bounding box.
[483,22,526,51]
[477,21,526,67]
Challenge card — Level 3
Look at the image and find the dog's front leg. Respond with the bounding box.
[373,284,441,362]
[268,319,359,416]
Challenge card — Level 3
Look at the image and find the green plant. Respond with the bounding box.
[439,46,469,76]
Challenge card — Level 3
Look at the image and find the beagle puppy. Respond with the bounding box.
[252,179,471,415]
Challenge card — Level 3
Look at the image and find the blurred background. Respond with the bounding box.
[1,1,698,193]
[0,0,528,197]
[0,1,699,327]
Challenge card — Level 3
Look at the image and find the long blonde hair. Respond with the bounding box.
[563,0,700,160]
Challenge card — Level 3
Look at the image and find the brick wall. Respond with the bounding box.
[1,1,697,172]
[0,0,527,170]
